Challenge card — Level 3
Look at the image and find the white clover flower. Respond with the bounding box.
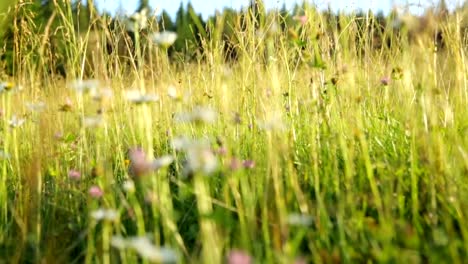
[171,136,194,150]
[122,180,135,193]
[125,8,149,32]
[192,107,217,123]
[91,208,119,221]
[8,115,25,128]
[111,235,178,263]
[26,101,46,112]
[128,148,174,177]
[185,145,218,175]
[125,90,159,104]
[287,213,313,227]
[258,113,286,131]
[0,150,10,159]
[83,116,104,128]
[69,79,100,94]
[131,237,178,263]
[153,155,174,169]
[152,31,178,47]
[268,21,280,35]
[171,137,217,175]
[222,66,233,77]
[167,85,179,99]
[174,106,217,124]
[0,81,16,93]
[110,235,127,249]
[91,88,113,102]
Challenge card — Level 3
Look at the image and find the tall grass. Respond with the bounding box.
[0,1,467,263]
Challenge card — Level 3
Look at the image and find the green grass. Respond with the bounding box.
[0,2,467,263]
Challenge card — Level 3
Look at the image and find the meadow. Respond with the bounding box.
[0,1,467,263]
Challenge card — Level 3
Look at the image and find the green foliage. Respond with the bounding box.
[158,10,174,31]
[173,2,205,59]
[137,0,150,12]
[0,0,15,15]
[0,2,467,263]
[0,0,16,37]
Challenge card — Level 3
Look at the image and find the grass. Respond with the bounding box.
[0,2,467,263]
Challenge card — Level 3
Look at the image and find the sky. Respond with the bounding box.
[94,0,460,19]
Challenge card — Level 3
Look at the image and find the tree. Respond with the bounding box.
[138,0,150,12]
[159,10,174,31]
[73,0,90,32]
[174,2,189,54]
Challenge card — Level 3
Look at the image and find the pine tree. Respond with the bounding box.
[159,10,174,31]
[174,2,189,54]
[73,0,90,32]
[138,0,150,12]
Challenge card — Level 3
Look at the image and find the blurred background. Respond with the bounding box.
[96,0,460,17]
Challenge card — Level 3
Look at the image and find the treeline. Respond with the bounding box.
[0,0,466,77]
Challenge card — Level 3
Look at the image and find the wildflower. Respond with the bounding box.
[83,115,103,128]
[54,131,64,140]
[152,31,178,48]
[185,144,217,175]
[111,236,178,263]
[229,158,242,171]
[91,88,113,102]
[268,21,280,36]
[122,180,135,193]
[167,85,180,100]
[174,106,217,124]
[125,90,159,104]
[380,76,390,86]
[227,250,252,264]
[0,150,10,160]
[222,67,233,77]
[91,208,119,221]
[258,114,286,131]
[68,169,81,180]
[287,213,313,227]
[171,137,218,175]
[8,115,25,128]
[89,185,104,198]
[216,146,227,156]
[242,160,255,169]
[0,81,15,93]
[145,191,157,204]
[153,155,175,169]
[125,8,149,32]
[294,15,308,26]
[128,148,152,177]
[69,79,100,94]
[26,102,46,112]
[170,136,192,150]
[128,147,174,177]
[59,97,73,112]
[110,236,127,249]
[294,258,307,264]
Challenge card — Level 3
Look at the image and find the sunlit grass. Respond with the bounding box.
[0,1,467,263]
